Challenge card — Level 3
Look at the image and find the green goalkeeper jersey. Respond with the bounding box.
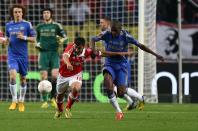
[36,21,66,51]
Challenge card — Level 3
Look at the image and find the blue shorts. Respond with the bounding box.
[103,61,128,87]
[8,57,28,76]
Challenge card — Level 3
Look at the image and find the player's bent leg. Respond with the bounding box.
[104,73,123,120]
[125,88,145,110]
[51,69,59,109]
[65,82,81,119]
[54,94,64,119]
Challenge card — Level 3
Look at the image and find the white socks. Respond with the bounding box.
[126,88,143,101]
[9,84,17,102]
[124,94,133,105]
[109,96,122,113]
[19,85,27,102]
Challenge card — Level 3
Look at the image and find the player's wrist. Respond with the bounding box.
[24,36,27,40]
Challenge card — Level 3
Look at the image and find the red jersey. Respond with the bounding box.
[59,43,93,77]
[0,30,3,37]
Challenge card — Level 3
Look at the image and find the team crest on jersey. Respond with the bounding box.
[51,29,55,32]
[8,28,12,31]
[20,26,25,30]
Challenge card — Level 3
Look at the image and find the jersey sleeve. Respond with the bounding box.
[63,43,74,57]
[56,23,67,38]
[125,31,140,47]
[91,30,108,42]
[36,25,40,42]
[85,48,93,57]
[5,23,9,38]
[27,22,36,37]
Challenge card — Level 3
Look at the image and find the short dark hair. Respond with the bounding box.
[42,8,53,18]
[100,16,111,22]
[111,20,122,33]
[10,5,26,19]
[74,37,85,46]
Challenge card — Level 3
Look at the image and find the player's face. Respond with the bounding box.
[43,11,52,21]
[13,8,23,21]
[111,30,120,37]
[100,19,110,31]
[74,45,84,55]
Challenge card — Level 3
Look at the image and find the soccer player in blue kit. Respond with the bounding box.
[99,17,137,111]
[3,5,36,112]
[91,20,164,120]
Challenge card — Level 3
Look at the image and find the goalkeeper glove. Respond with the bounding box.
[35,42,42,51]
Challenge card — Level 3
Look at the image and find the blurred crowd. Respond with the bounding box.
[0,0,138,26]
[157,0,198,24]
[0,0,197,27]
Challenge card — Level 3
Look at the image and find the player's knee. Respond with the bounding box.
[117,91,125,98]
[107,89,115,99]
[10,79,16,85]
[71,82,81,92]
[104,74,113,90]
[117,86,126,98]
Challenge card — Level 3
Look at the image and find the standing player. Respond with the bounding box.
[91,20,164,120]
[99,16,137,111]
[36,8,68,109]
[3,5,36,112]
[54,37,130,119]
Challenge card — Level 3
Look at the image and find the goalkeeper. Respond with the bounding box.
[36,8,68,109]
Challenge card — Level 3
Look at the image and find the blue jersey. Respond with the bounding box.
[6,20,36,58]
[92,30,139,86]
[92,30,140,63]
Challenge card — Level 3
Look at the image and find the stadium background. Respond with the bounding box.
[0,0,198,103]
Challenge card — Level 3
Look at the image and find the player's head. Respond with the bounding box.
[42,8,53,21]
[74,37,85,54]
[10,5,26,21]
[111,20,122,37]
[100,16,111,31]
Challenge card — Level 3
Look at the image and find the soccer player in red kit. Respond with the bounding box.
[54,37,97,119]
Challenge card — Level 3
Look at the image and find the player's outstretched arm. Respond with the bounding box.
[101,51,133,57]
[62,53,73,71]
[138,43,164,61]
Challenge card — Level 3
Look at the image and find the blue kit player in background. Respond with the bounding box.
[3,5,36,112]
[91,20,164,120]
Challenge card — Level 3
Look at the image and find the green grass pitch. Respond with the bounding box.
[0,102,198,131]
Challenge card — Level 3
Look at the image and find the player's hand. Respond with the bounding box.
[17,32,26,40]
[0,37,9,45]
[35,42,42,51]
[91,50,98,59]
[156,54,164,62]
[66,63,73,71]
[0,37,6,44]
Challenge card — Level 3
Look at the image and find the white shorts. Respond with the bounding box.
[56,72,82,94]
